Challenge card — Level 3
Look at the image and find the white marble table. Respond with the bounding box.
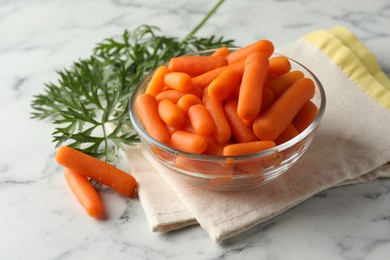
[1,0,390,259]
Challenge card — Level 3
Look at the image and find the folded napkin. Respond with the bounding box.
[121,26,390,242]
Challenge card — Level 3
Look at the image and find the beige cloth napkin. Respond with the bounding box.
[121,27,390,242]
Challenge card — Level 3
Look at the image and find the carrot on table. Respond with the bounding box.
[268,56,291,77]
[202,89,231,143]
[158,99,185,127]
[226,39,274,64]
[223,141,276,156]
[207,68,241,101]
[253,78,315,141]
[171,130,208,154]
[292,100,319,132]
[237,52,269,121]
[135,93,171,145]
[211,46,229,57]
[176,94,202,116]
[164,72,192,91]
[192,59,246,89]
[145,66,170,97]
[56,146,137,197]
[188,104,215,136]
[64,168,105,219]
[224,99,258,143]
[168,56,228,77]
[265,70,304,98]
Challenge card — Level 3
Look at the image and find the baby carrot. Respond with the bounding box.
[188,104,215,136]
[237,52,269,121]
[64,168,105,219]
[207,68,241,101]
[266,70,304,98]
[253,78,315,141]
[155,87,202,104]
[203,134,226,155]
[176,94,202,116]
[164,72,192,91]
[223,141,276,156]
[171,130,208,154]
[260,87,276,113]
[211,46,229,57]
[268,56,291,76]
[224,99,258,143]
[203,89,231,143]
[145,66,170,96]
[56,146,137,197]
[274,124,299,145]
[226,39,274,64]
[192,59,246,89]
[292,100,319,132]
[158,99,186,127]
[168,56,228,77]
[135,93,171,145]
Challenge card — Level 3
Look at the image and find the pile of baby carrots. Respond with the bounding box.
[56,146,137,219]
[135,39,318,158]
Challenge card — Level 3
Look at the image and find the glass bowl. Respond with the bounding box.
[129,49,326,191]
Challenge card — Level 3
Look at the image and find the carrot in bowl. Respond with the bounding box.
[188,104,215,136]
[135,93,171,145]
[145,65,170,97]
[56,146,137,197]
[168,56,228,77]
[237,52,269,121]
[64,168,105,219]
[211,46,229,57]
[268,56,291,76]
[158,99,185,127]
[207,68,241,101]
[226,39,274,64]
[253,78,315,141]
[164,72,192,91]
[171,130,208,154]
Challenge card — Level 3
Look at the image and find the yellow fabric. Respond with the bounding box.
[303,27,390,110]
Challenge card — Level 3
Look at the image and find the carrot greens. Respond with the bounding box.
[31,0,234,163]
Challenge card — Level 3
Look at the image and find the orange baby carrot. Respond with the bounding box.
[134,93,171,145]
[237,52,269,121]
[158,99,186,127]
[223,141,276,156]
[203,134,226,155]
[64,168,105,219]
[207,68,241,101]
[56,146,137,197]
[203,89,231,143]
[268,56,291,77]
[176,94,202,116]
[260,87,276,113]
[168,56,228,77]
[226,39,274,64]
[265,70,304,98]
[164,72,192,91]
[292,100,319,132]
[145,66,170,96]
[253,78,315,141]
[274,124,299,145]
[224,99,258,143]
[192,59,246,89]
[188,104,215,136]
[211,46,229,57]
[171,130,208,154]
